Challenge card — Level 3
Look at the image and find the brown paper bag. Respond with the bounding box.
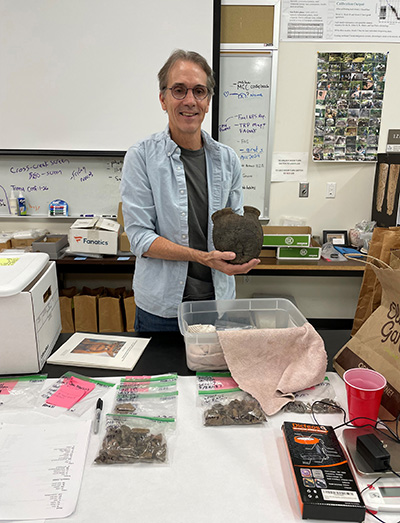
[59,287,77,333]
[74,286,104,333]
[351,227,400,335]
[334,259,400,419]
[98,287,125,333]
[123,290,136,332]
[390,249,400,269]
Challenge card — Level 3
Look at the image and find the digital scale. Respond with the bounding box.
[342,427,400,514]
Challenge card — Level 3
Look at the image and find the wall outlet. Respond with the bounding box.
[299,182,309,198]
[326,182,336,198]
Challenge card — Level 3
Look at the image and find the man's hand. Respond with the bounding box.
[203,250,260,275]
[144,238,260,275]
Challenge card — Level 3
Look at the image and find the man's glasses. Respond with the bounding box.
[166,84,209,101]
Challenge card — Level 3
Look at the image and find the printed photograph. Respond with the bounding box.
[313,52,387,162]
[72,338,125,358]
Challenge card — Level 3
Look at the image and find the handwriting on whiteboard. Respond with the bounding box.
[8,158,97,193]
[218,75,271,212]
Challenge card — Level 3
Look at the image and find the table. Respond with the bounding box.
[42,332,194,379]
[42,328,351,379]
[252,257,365,277]
[2,372,396,523]
[56,255,365,278]
[55,256,364,327]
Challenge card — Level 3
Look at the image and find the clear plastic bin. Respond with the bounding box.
[178,298,307,371]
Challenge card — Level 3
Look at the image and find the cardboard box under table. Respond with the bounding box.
[178,298,307,371]
[0,252,61,374]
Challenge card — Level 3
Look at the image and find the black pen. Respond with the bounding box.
[93,398,103,434]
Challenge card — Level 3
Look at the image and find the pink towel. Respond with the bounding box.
[217,322,327,415]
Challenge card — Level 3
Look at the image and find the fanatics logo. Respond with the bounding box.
[74,236,83,242]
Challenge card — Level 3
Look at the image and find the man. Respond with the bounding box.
[120,49,260,332]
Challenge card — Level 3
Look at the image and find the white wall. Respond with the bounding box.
[268,41,399,240]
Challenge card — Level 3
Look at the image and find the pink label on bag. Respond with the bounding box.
[0,381,18,395]
[46,376,96,409]
[212,377,238,390]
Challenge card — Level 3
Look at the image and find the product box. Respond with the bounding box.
[119,232,131,253]
[32,234,68,259]
[68,217,121,255]
[0,234,12,251]
[282,421,365,521]
[258,247,276,258]
[0,252,62,374]
[11,237,38,248]
[262,226,311,248]
[117,201,125,229]
[277,239,321,260]
[178,298,307,371]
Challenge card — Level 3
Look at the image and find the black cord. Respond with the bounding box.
[359,477,385,522]
[310,400,400,444]
[310,400,346,426]
[366,507,386,523]
[388,466,400,480]
[360,475,382,494]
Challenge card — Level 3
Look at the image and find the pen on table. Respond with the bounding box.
[93,398,103,434]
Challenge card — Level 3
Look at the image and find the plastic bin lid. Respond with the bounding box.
[0,252,49,297]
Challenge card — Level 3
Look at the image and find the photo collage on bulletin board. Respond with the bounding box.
[312,52,387,162]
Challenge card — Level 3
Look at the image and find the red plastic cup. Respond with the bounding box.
[343,368,386,427]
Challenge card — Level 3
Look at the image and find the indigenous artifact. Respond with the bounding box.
[212,206,263,264]
[95,425,167,464]
[204,398,266,426]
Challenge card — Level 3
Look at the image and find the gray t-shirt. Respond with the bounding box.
[180,146,214,302]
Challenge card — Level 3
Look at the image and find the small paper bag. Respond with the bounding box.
[98,287,125,333]
[74,286,104,333]
[59,287,77,333]
[123,290,136,332]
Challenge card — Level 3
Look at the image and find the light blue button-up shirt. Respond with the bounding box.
[120,127,243,318]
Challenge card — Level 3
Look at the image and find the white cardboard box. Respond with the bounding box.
[0,253,61,374]
[68,217,121,255]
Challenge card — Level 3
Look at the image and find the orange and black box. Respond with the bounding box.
[282,422,365,521]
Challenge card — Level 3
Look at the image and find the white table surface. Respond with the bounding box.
[1,372,399,523]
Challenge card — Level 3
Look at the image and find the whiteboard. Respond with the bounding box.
[0,155,122,217]
[218,52,277,218]
[0,0,215,151]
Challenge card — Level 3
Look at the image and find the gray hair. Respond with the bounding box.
[158,49,215,97]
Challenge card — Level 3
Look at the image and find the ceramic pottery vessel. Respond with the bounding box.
[211,206,263,264]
